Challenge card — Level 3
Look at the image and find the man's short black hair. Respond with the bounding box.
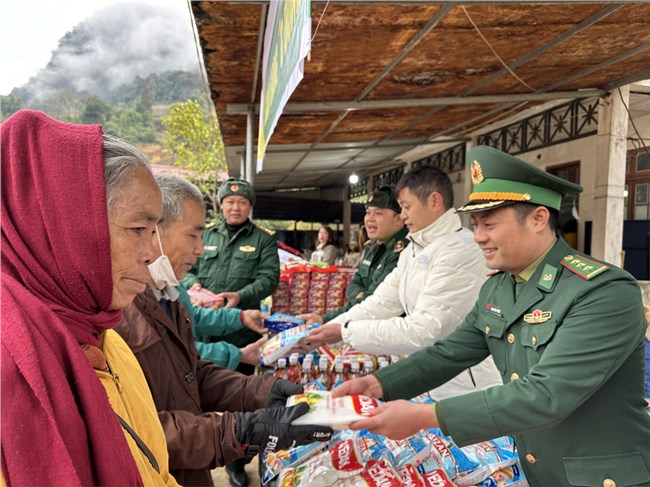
[512,203,560,234]
[395,165,454,209]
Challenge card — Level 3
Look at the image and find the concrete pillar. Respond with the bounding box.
[591,86,629,266]
[244,108,254,184]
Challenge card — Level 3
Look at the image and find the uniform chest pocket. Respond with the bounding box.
[564,451,650,486]
[358,262,371,278]
[476,312,508,375]
[475,311,507,339]
[231,251,258,275]
[202,248,218,260]
[519,320,558,350]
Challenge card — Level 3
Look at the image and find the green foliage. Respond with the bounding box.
[1,94,24,121]
[108,71,203,106]
[104,106,156,143]
[162,99,227,217]
[41,90,91,122]
[81,96,113,124]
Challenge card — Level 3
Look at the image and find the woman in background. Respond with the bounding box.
[311,225,338,265]
[343,241,362,268]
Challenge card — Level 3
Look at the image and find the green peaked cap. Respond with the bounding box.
[218,177,255,204]
[457,146,583,213]
[366,185,400,213]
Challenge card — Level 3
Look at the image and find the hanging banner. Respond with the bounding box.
[257,0,311,172]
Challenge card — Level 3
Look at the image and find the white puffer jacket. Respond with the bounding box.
[335,208,501,399]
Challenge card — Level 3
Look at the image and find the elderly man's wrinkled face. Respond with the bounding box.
[157,199,206,280]
[221,195,251,225]
[107,166,162,309]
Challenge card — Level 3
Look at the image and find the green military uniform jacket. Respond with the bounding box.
[323,226,409,323]
[376,238,650,487]
[183,219,279,348]
[176,284,244,370]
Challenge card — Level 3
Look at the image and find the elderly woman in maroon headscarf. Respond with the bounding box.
[1,111,178,486]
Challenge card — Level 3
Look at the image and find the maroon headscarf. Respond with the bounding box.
[1,110,143,486]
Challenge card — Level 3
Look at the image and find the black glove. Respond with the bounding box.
[235,402,333,460]
[267,379,303,409]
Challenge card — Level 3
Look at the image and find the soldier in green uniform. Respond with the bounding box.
[183,177,279,486]
[334,146,650,487]
[184,177,279,340]
[298,185,408,324]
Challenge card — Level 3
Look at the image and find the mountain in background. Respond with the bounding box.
[8,2,199,107]
[1,2,212,161]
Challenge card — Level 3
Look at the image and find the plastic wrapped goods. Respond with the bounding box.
[287,391,381,430]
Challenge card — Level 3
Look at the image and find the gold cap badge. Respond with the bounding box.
[231,184,239,192]
[471,160,484,185]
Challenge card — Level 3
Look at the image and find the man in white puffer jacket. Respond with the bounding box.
[299,165,501,399]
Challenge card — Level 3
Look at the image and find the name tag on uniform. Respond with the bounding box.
[361,259,371,267]
[204,245,217,251]
[239,245,256,252]
[485,304,502,317]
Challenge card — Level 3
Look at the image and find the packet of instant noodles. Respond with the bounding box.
[336,458,402,487]
[263,313,305,334]
[287,391,381,430]
[260,324,318,366]
[186,287,224,309]
[276,436,365,487]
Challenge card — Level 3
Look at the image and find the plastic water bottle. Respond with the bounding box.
[300,355,314,386]
[287,353,301,384]
[331,357,345,390]
[348,361,360,380]
[274,358,288,380]
[361,361,374,377]
[260,296,272,315]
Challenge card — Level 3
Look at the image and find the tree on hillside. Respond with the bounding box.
[81,96,112,124]
[42,90,89,122]
[162,99,227,220]
[104,106,156,143]
[1,94,23,121]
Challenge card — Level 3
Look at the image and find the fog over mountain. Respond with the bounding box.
[15,2,197,106]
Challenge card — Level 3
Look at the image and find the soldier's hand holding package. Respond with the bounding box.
[296,312,324,325]
[216,291,241,308]
[293,323,343,353]
[240,309,268,334]
[331,374,438,440]
[235,380,333,457]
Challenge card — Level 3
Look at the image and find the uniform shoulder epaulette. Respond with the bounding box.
[205,220,217,229]
[255,224,276,236]
[560,253,609,280]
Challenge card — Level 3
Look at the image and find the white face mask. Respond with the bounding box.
[148,227,180,290]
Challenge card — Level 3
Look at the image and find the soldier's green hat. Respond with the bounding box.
[366,185,401,213]
[457,146,582,214]
[217,177,255,204]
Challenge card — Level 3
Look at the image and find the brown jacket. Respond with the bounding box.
[116,290,276,487]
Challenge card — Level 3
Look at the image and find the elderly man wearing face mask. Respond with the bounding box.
[116,174,332,487]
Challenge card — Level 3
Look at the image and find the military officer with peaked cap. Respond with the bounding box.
[333,146,650,487]
[298,185,409,324]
